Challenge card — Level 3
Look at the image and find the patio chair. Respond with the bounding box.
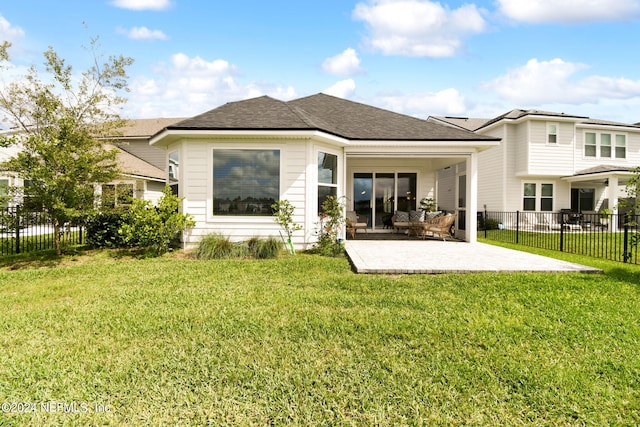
[346,211,368,239]
[417,213,457,241]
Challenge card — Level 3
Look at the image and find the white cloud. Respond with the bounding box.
[374,88,468,117]
[352,0,487,57]
[323,79,356,99]
[111,0,172,11]
[125,53,297,118]
[117,26,168,41]
[321,48,364,77]
[497,0,640,23]
[483,58,640,105]
[0,15,25,42]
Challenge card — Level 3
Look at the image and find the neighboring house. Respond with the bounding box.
[429,110,640,226]
[150,93,500,249]
[98,118,185,206]
[0,117,184,208]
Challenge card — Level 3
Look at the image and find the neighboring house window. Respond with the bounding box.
[584,131,626,159]
[540,184,553,211]
[616,134,626,158]
[585,132,596,157]
[523,182,553,211]
[600,133,611,158]
[317,151,338,215]
[168,151,179,196]
[523,183,536,211]
[212,149,280,216]
[547,123,558,144]
[102,183,134,209]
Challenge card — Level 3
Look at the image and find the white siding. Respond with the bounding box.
[574,127,640,172]
[477,126,505,211]
[528,121,575,175]
[180,138,313,250]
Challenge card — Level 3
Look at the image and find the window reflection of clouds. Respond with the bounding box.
[213,149,280,215]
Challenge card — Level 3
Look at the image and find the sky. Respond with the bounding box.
[3,0,640,125]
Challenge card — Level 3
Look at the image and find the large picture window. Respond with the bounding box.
[213,149,280,215]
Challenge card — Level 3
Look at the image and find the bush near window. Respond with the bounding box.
[118,186,195,255]
[85,210,127,248]
[195,234,282,260]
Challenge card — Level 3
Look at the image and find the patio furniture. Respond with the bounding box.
[416,213,457,241]
[346,211,368,239]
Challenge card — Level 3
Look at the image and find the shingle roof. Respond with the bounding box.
[109,145,166,181]
[475,109,640,131]
[166,93,497,141]
[120,118,187,137]
[572,165,636,176]
[427,116,491,132]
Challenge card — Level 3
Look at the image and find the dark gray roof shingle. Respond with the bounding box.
[167,93,497,141]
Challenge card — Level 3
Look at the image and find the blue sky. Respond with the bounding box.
[3,0,640,124]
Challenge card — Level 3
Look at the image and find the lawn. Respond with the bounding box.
[0,248,639,425]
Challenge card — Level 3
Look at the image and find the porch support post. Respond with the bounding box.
[609,175,619,232]
[467,152,478,243]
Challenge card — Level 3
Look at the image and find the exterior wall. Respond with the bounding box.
[119,138,167,170]
[477,126,506,211]
[178,138,318,250]
[574,127,640,172]
[528,120,575,175]
[144,181,166,204]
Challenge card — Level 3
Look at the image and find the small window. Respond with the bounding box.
[541,184,553,211]
[169,151,179,196]
[600,134,611,158]
[523,183,536,211]
[318,152,338,214]
[547,123,558,144]
[615,134,626,158]
[585,132,596,157]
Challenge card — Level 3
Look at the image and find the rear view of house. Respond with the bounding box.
[151,93,500,249]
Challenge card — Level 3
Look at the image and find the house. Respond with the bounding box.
[429,110,640,228]
[0,118,184,208]
[150,93,500,249]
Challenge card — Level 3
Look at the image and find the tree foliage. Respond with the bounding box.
[0,39,133,255]
[119,186,195,256]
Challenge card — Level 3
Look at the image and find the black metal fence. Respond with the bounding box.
[479,210,640,264]
[0,206,84,256]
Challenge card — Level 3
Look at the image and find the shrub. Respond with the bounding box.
[119,186,195,255]
[247,236,282,259]
[196,234,245,259]
[312,195,344,257]
[85,210,127,248]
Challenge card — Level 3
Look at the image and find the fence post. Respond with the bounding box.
[560,218,564,253]
[516,211,520,244]
[15,204,20,254]
[484,208,488,238]
[624,224,629,263]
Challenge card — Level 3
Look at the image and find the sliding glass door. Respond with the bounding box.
[353,172,417,229]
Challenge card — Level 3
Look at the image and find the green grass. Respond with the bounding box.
[0,249,639,425]
[0,230,84,256]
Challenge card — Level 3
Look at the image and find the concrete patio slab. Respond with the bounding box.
[345,240,602,274]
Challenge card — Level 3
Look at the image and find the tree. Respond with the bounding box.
[0,39,134,255]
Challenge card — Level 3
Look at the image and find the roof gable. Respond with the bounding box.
[165,93,497,142]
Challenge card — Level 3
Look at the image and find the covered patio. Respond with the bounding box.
[345,240,601,274]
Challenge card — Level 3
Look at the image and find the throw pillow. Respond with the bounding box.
[409,210,424,222]
[395,210,409,222]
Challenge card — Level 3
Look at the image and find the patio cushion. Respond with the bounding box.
[409,210,424,222]
[395,210,409,222]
